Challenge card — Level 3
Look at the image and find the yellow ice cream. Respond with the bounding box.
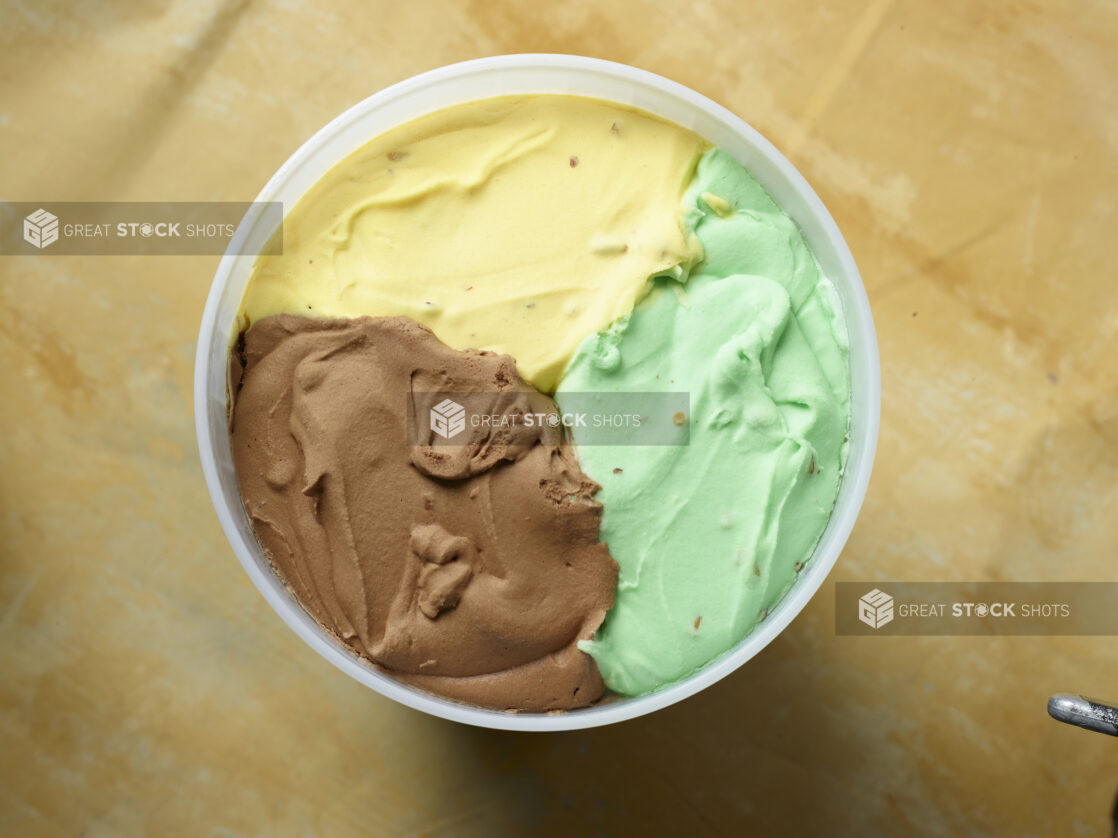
[240,95,707,391]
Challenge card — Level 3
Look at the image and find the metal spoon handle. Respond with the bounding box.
[1048,693,1118,737]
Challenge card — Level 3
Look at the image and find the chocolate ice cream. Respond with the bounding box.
[230,314,618,711]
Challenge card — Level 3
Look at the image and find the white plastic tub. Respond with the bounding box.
[194,54,880,731]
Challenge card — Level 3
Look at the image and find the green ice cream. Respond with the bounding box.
[557,148,851,696]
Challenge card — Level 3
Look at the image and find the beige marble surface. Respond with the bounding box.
[2,0,1117,834]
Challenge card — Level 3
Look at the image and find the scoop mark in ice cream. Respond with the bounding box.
[231,314,618,711]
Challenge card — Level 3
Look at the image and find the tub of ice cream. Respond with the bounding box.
[194,54,880,731]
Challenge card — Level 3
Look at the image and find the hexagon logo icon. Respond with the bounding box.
[429,398,466,440]
[858,588,894,629]
[24,208,59,249]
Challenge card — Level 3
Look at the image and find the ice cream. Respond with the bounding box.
[230,314,618,711]
[557,148,850,696]
[228,93,853,711]
[240,95,706,392]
